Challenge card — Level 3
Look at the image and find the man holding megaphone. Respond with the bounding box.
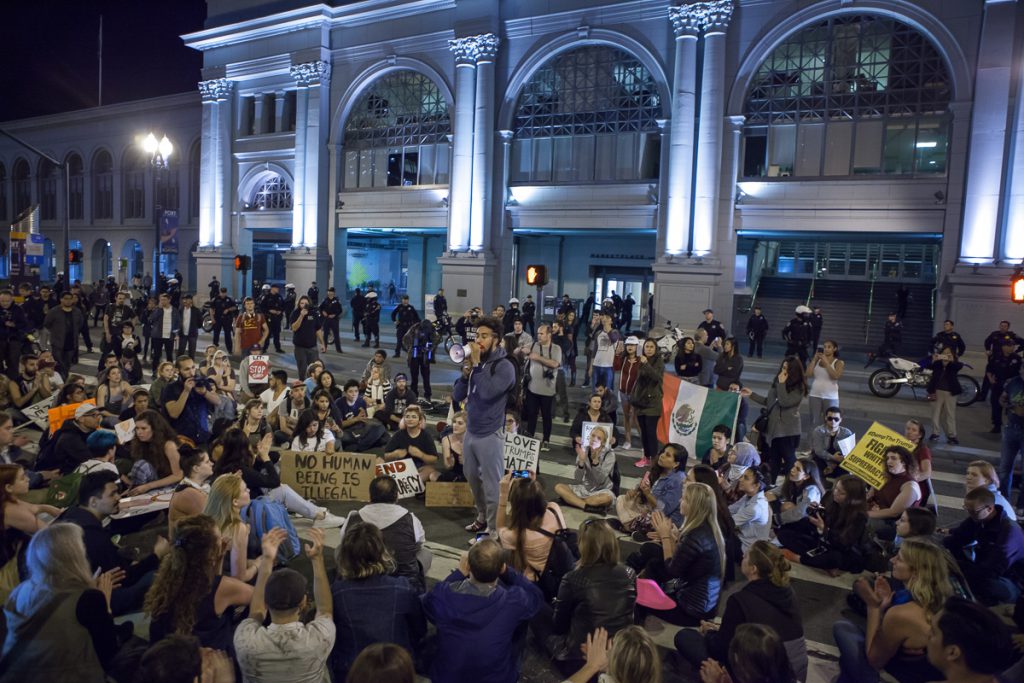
[452,316,517,541]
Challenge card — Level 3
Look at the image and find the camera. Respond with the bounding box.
[542,368,555,380]
[808,505,823,518]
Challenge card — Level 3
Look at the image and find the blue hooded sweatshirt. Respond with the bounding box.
[452,346,516,436]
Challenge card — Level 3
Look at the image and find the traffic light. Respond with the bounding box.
[234,254,251,272]
[68,249,83,264]
[1013,270,1024,304]
[525,264,548,287]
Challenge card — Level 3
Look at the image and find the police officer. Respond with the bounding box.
[521,295,536,337]
[283,283,297,323]
[433,288,448,320]
[319,287,344,353]
[0,290,29,380]
[782,305,813,365]
[361,291,381,347]
[809,306,824,351]
[403,319,439,402]
[503,298,523,334]
[307,282,320,307]
[166,278,181,309]
[260,283,285,353]
[932,320,966,358]
[867,312,903,365]
[986,336,1022,432]
[621,292,635,333]
[208,277,220,301]
[350,288,366,342]
[982,321,1023,400]
[698,309,726,346]
[746,305,769,358]
[256,283,270,312]
[390,294,420,358]
[210,287,238,353]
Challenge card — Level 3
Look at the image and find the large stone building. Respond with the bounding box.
[3,0,1023,345]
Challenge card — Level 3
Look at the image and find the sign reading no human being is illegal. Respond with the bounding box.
[504,432,541,473]
[279,451,376,502]
[840,421,916,490]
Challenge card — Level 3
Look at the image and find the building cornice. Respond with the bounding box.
[503,0,667,40]
[0,92,200,130]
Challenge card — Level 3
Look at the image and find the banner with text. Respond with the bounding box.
[280,451,376,502]
[841,422,916,490]
[504,432,541,473]
[375,458,425,498]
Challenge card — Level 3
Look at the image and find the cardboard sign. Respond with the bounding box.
[375,458,425,499]
[841,422,916,490]
[48,399,97,434]
[247,355,270,383]
[22,396,54,430]
[279,451,375,502]
[115,418,136,445]
[581,422,614,449]
[425,481,475,507]
[504,432,541,473]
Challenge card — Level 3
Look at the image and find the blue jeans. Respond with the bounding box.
[592,365,614,391]
[834,620,880,683]
[999,422,1024,508]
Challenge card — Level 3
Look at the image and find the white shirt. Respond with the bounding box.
[593,329,616,368]
[234,615,335,683]
[181,307,191,336]
[161,307,173,339]
[260,387,288,416]
[291,430,335,452]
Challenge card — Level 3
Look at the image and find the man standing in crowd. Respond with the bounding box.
[307,282,320,306]
[211,288,237,354]
[235,297,269,360]
[982,321,1022,401]
[290,295,326,380]
[698,309,726,347]
[867,311,904,366]
[20,284,51,350]
[178,294,202,359]
[391,294,420,359]
[361,291,381,348]
[746,305,769,358]
[783,305,813,365]
[102,290,135,355]
[163,355,221,446]
[932,319,966,358]
[208,276,220,301]
[521,295,536,337]
[590,313,619,391]
[433,287,448,320]
[350,287,365,342]
[0,290,29,380]
[260,283,285,354]
[44,291,84,374]
[987,336,1022,433]
[810,305,824,351]
[283,283,297,322]
[319,287,344,353]
[148,293,181,376]
[453,316,515,539]
[403,320,438,404]
[998,361,1024,518]
[522,324,561,451]
[621,291,635,333]
[503,298,523,335]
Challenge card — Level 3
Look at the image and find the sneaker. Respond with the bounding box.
[313,511,346,529]
[541,441,550,452]
[928,434,940,442]
[464,519,487,533]
[583,504,609,515]
[622,441,633,450]
[635,457,651,468]
[947,436,959,445]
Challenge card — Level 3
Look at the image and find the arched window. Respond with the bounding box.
[12,158,30,216]
[742,14,952,178]
[67,153,84,220]
[0,163,7,221]
[123,148,147,219]
[342,70,451,188]
[92,150,113,220]
[189,140,201,219]
[250,174,293,210]
[38,159,58,220]
[510,45,663,183]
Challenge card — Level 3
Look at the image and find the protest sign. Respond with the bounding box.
[22,396,53,430]
[504,432,541,473]
[425,481,475,508]
[115,419,136,445]
[375,458,425,498]
[581,422,614,448]
[279,451,375,502]
[841,422,915,489]
[48,399,96,434]
[247,355,270,383]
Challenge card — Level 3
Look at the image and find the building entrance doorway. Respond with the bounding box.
[591,267,651,330]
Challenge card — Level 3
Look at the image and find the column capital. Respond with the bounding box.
[668,5,701,38]
[198,78,234,102]
[449,33,500,65]
[497,129,514,142]
[728,114,746,128]
[290,60,331,87]
[670,1,734,37]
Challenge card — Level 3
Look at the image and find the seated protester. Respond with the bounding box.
[768,457,825,526]
[615,442,688,537]
[701,424,732,469]
[336,379,387,453]
[833,538,950,683]
[626,482,725,626]
[383,404,440,482]
[904,419,935,506]
[168,446,213,538]
[1,413,58,489]
[964,459,1014,519]
[258,369,289,431]
[96,365,133,427]
[111,320,141,359]
[62,471,169,616]
[362,350,393,386]
[1,464,61,593]
[532,519,637,670]
[925,597,1016,683]
[867,446,922,530]
[212,427,345,529]
[309,387,343,439]
[291,408,337,454]
[134,635,236,683]
[730,467,772,554]
[37,402,102,473]
[776,474,869,575]
[205,350,238,421]
[303,360,325,398]
[316,369,346,404]
[699,623,799,683]
[8,353,57,414]
[198,344,219,375]
[675,541,807,682]
[118,347,144,386]
[497,475,567,586]
[381,373,417,431]
[145,514,254,652]
[118,388,150,422]
[809,406,855,477]
[234,527,335,683]
[162,355,221,447]
[362,356,393,410]
[942,487,1024,606]
[594,380,618,430]
[690,464,741,579]
[238,345,269,402]
[237,398,272,446]
[76,430,121,477]
[720,442,761,503]
[1,523,122,681]
[569,393,612,449]
[423,538,544,683]
[149,361,176,410]
[437,410,467,481]
[345,643,416,683]
[564,626,661,683]
[125,410,184,496]
[204,473,258,582]
[274,380,310,446]
[330,522,426,680]
[728,381,751,438]
[339,475,432,593]
[95,352,121,384]
[554,425,616,513]
[872,508,937,564]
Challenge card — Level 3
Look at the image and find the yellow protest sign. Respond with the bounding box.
[840,421,916,489]
[279,451,375,502]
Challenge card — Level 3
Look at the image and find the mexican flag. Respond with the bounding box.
[657,373,740,460]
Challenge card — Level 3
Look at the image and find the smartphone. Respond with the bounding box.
[816,346,824,354]
[806,546,828,558]
[512,470,531,479]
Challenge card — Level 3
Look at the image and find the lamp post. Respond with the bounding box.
[141,132,173,287]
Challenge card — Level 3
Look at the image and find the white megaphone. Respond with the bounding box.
[449,343,473,364]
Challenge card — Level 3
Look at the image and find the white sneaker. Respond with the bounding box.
[313,511,346,529]
[622,441,633,450]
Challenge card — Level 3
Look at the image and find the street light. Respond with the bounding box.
[140,132,173,286]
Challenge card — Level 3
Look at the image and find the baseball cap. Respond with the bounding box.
[248,344,261,352]
[291,380,305,388]
[625,336,640,345]
[264,568,307,611]
[74,404,100,419]
[366,291,378,299]
[394,373,408,382]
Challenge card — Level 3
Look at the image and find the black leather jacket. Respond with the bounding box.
[552,563,636,658]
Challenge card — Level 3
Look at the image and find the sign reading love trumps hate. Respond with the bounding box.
[279,451,376,502]
[503,432,541,473]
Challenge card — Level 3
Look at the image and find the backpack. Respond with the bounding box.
[44,461,107,508]
[489,355,523,414]
[534,505,580,602]
[243,497,301,563]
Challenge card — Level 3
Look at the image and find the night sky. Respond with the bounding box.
[0,0,207,122]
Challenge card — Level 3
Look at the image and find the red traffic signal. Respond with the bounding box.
[234,254,251,272]
[68,249,83,264]
[525,264,548,287]
[1013,272,1024,304]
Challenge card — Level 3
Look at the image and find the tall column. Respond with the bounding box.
[1003,34,1024,261]
[195,78,236,298]
[663,5,701,257]
[291,75,311,247]
[960,0,1017,264]
[274,92,286,133]
[692,1,734,256]
[447,36,484,252]
[469,34,499,251]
